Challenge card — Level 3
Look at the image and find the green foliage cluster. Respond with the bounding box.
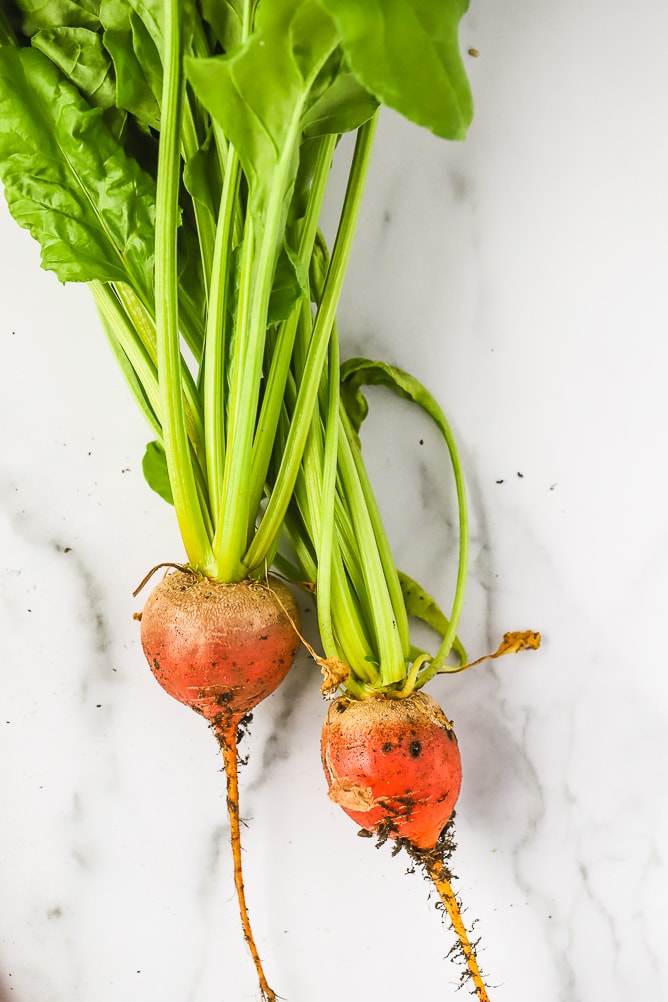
[0,0,472,694]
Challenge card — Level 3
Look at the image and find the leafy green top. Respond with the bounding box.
[0,0,472,694]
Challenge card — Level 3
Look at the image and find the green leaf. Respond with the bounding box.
[1,6,26,46]
[314,0,473,140]
[209,237,306,333]
[302,53,378,137]
[0,45,155,290]
[142,440,173,504]
[288,135,325,223]
[98,3,162,127]
[14,0,101,35]
[185,0,339,222]
[116,0,163,47]
[341,356,456,441]
[103,23,160,127]
[31,26,116,107]
[268,242,309,325]
[199,0,243,53]
[98,0,133,30]
[182,126,221,234]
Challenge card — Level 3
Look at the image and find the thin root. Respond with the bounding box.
[420,850,491,1002]
[216,722,278,1002]
[374,821,490,1001]
[131,561,196,597]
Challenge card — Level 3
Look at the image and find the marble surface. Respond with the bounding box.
[2,2,668,1000]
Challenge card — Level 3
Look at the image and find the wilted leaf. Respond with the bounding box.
[320,656,350,697]
[453,630,541,673]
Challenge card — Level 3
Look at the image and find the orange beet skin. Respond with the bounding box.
[322,691,462,850]
[140,571,300,725]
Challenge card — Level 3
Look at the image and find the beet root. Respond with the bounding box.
[139,569,299,1002]
[140,570,300,726]
[322,691,493,1000]
[321,690,462,850]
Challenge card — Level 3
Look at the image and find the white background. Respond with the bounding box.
[1,2,667,1000]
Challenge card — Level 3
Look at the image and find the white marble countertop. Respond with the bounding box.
[2,2,668,1000]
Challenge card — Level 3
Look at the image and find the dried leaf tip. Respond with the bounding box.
[319,657,350,697]
[461,630,542,671]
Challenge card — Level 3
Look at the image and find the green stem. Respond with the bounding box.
[340,404,411,660]
[285,394,378,681]
[398,570,467,667]
[203,150,240,516]
[92,281,213,531]
[201,2,253,521]
[243,115,378,574]
[182,99,216,291]
[313,335,339,661]
[155,0,214,573]
[176,285,207,362]
[335,363,470,690]
[246,134,338,523]
[89,281,160,424]
[91,282,161,436]
[214,118,331,578]
[413,413,469,682]
[180,8,220,291]
[114,284,206,465]
[336,406,405,685]
[211,208,257,580]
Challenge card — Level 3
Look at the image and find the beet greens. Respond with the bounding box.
[0,0,473,584]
